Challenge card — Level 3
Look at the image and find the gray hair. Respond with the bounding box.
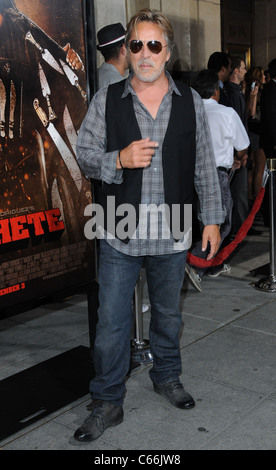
[125,8,174,53]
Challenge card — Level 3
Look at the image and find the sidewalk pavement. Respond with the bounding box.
[0,215,275,450]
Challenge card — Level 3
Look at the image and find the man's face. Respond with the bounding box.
[237,61,247,83]
[128,22,170,83]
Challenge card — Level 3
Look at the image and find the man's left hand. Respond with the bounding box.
[202,224,221,260]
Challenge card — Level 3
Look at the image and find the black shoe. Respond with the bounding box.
[153,381,195,409]
[74,401,124,442]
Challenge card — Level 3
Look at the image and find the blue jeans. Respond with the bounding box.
[90,239,187,406]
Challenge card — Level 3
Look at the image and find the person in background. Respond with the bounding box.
[227,57,248,126]
[74,8,225,443]
[264,69,271,83]
[207,51,232,106]
[97,22,129,89]
[186,70,249,291]
[244,66,266,202]
[226,56,252,238]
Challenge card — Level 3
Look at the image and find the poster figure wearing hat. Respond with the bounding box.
[97,22,129,89]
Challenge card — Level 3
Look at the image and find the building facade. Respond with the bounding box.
[94,0,276,75]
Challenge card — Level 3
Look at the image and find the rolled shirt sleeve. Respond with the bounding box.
[192,89,226,226]
[76,87,123,185]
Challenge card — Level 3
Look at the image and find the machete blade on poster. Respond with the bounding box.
[0,0,96,312]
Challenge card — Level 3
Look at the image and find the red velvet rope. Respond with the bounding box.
[187,186,266,268]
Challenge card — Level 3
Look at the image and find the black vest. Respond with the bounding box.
[95,79,196,243]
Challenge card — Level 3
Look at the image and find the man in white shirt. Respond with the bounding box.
[97,23,129,89]
[186,69,249,290]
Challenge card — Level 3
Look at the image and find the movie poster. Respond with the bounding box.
[0,0,96,313]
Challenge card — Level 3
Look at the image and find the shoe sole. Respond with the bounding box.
[189,277,202,292]
[74,415,124,443]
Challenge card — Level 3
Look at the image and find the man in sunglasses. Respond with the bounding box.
[74,8,225,443]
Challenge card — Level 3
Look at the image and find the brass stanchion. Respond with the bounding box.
[131,270,153,363]
[254,158,276,292]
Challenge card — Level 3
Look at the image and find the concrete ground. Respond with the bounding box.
[0,211,275,451]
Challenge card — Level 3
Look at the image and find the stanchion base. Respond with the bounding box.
[252,276,276,293]
[131,339,153,364]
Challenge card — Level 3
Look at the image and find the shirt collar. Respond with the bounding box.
[229,81,240,89]
[203,98,218,105]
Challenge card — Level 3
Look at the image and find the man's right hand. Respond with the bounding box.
[240,153,248,167]
[233,152,248,169]
[117,137,158,170]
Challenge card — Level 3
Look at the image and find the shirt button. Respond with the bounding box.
[154,168,157,172]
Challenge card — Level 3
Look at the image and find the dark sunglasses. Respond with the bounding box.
[129,40,168,55]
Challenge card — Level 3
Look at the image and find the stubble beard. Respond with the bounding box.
[134,59,166,83]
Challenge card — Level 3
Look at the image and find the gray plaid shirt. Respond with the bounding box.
[76,72,225,256]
